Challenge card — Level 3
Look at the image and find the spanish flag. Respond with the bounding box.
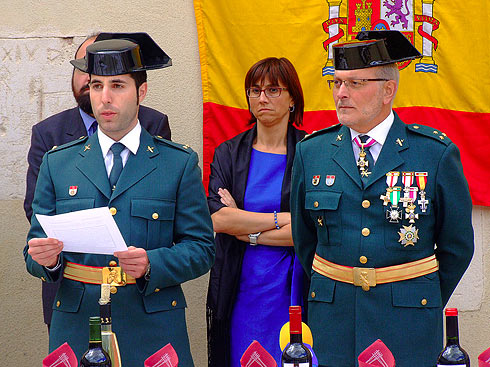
[194,0,490,206]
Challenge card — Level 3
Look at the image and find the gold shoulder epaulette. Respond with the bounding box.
[153,136,193,153]
[47,136,88,154]
[407,123,451,145]
[301,123,342,142]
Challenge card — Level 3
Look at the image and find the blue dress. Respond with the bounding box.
[230,149,303,365]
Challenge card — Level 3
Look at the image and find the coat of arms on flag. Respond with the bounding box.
[322,0,440,76]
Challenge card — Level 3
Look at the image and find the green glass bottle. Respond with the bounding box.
[80,316,112,366]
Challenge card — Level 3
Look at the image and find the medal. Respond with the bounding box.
[354,136,376,178]
[401,172,417,207]
[415,172,429,212]
[380,171,399,206]
[398,224,419,247]
[312,175,320,186]
[386,187,402,223]
[405,202,419,223]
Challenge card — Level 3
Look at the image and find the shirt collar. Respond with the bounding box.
[349,110,394,146]
[97,121,141,158]
[79,108,96,133]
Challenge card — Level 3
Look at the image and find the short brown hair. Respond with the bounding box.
[244,57,304,126]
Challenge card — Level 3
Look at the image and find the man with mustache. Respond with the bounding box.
[291,31,473,366]
[24,33,214,365]
[24,33,171,332]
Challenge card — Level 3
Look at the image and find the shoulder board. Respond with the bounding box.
[407,123,451,145]
[153,135,193,153]
[47,135,88,154]
[301,123,342,142]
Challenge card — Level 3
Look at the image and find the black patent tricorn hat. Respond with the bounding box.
[333,30,421,70]
[70,32,171,76]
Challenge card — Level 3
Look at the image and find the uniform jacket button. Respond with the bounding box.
[109,207,117,216]
[362,200,370,208]
[313,201,319,208]
[110,286,117,294]
[172,300,177,307]
[421,298,428,306]
[109,260,117,267]
[362,228,370,237]
[359,256,368,264]
[152,212,159,220]
[311,291,316,299]
[56,300,61,307]
[154,288,160,293]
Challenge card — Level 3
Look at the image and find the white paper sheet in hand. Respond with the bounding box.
[36,207,128,255]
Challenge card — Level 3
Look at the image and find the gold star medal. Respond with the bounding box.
[398,224,419,247]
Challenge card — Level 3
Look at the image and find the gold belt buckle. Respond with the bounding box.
[102,266,127,287]
[353,267,376,291]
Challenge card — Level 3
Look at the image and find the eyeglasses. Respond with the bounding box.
[327,78,389,90]
[246,87,288,98]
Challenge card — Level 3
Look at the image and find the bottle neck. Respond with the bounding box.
[290,333,303,344]
[445,315,460,345]
[89,322,103,344]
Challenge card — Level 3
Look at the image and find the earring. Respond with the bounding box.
[289,105,295,112]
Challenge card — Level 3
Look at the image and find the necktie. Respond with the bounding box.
[354,135,376,186]
[88,121,98,136]
[109,143,125,191]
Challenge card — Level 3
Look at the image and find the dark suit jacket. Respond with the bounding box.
[24,105,171,325]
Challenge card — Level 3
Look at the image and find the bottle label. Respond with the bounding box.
[437,365,467,367]
[283,364,310,367]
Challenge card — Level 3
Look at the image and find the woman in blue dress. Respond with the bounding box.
[206,57,307,366]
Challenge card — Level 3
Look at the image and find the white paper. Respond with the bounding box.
[36,207,128,255]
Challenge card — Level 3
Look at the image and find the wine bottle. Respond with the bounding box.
[80,316,112,367]
[281,306,312,367]
[437,308,470,366]
[99,284,121,367]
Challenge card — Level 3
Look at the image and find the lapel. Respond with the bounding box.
[110,129,158,201]
[76,133,112,199]
[364,113,409,189]
[66,107,89,141]
[332,125,363,189]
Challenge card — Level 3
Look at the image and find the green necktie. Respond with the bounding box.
[109,142,125,191]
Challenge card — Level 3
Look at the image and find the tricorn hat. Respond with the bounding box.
[71,32,171,76]
[333,30,421,70]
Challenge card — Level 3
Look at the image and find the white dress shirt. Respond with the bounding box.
[98,122,142,177]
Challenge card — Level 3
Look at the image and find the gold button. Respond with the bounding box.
[313,201,319,208]
[413,125,419,129]
[362,285,370,292]
[109,207,117,216]
[41,277,46,282]
[172,300,177,307]
[362,200,370,209]
[421,298,428,306]
[311,291,316,299]
[433,130,439,134]
[152,212,159,220]
[154,288,160,293]
[56,301,61,307]
[359,256,368,264]
[109,260,117,267]
[362,228,370,237]
[110,286,117,294]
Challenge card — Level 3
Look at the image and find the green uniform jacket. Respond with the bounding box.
[24,128,215,366]
[291,113,473,367]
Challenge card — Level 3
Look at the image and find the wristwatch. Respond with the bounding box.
[144,263,151,281]
[248,232,261,246]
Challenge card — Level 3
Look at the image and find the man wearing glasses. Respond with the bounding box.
[291,30,473,366]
